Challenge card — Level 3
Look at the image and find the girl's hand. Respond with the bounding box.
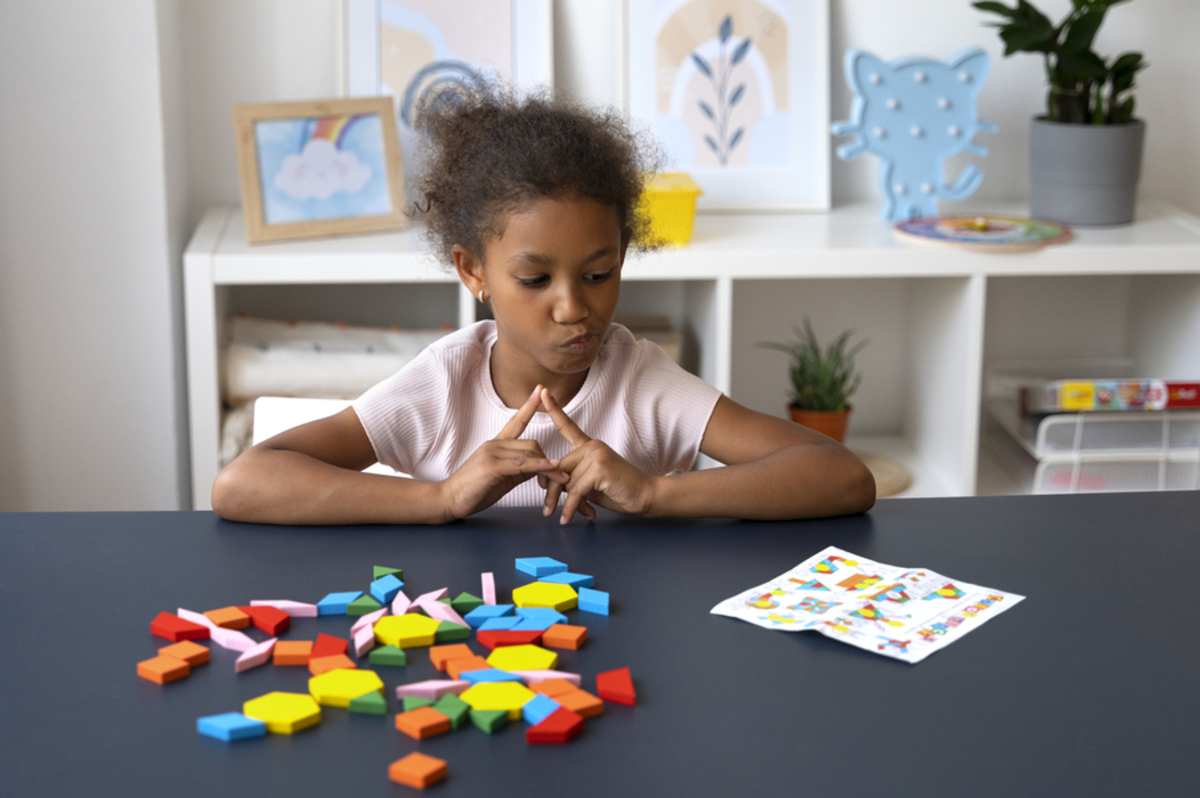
[539,387,657,524]
[439,385,569,521]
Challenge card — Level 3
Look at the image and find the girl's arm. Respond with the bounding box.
[542,390,875,522]
[212,387,567,525]
[652,396,876,519]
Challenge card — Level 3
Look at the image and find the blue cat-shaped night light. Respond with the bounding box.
[832,48,996,221]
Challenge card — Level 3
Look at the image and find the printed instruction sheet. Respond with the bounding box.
[711,547,1024,663]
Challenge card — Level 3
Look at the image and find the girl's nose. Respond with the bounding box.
[552,284,588,324]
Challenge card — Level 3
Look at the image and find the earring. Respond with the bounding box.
[478,289,487,303]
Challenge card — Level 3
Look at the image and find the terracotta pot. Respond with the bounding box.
[789,404,851,443]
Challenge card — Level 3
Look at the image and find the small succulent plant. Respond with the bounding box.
[759,319,868,412]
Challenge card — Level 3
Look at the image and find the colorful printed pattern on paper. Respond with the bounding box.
[710,546,1024,664]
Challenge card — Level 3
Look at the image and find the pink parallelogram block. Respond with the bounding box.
[391,591,411,615]
[250,599,318,618]
[511,670,582,686]
[177,609,257,652]
[417,599,467,628]
[235,638,276,672]
[395,680,469,700]
[350,607,388,635]
[353,624,376,658]
[413,588,449,606]
[482,572,496,606]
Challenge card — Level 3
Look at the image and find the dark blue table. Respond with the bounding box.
[2,493,1197,796]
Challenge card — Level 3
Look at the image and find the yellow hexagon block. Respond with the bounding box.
[460,681,537,720]
[243,691,321,734]
[308,668,385,708]
[511,582,578,612]
[485,644,558,672]
[375,614,441,648]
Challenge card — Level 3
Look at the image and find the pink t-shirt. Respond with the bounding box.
[353,321,722,507]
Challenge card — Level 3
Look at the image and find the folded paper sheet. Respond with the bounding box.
[711,546,1024,664]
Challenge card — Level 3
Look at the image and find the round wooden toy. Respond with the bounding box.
[893,214,1071,250]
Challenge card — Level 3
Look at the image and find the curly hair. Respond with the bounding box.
[410,83,661,265]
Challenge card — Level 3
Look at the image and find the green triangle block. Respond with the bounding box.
[373,565,404,581]
[348,690,388,716]
[403,695,436,712]
[451,592,484,615]
[435,620,471,643]
[346,595,383,616]
[368,644,407,667]
[438,597,452,605]
[432,694,471,729]
[470,708,509,734]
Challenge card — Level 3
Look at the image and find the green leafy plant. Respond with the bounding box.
[974,0,1146,124]
[758,319,868,412]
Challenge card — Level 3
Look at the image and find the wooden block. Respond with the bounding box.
[462,668,524,685]
[525,706,584,744]
[348,690,388,715]
[419,598,469,628]
[451,591,484,615]
[369,645,407,667]
[395,679,469,700]
[196,712,266,741]
[469,708,509,734]
[515,557,568,577]
[538,571,594,588]
[391,590,411,614]
[477,617,519,631]
[238,604,291,635]
[353,624,377,658]
[349,606,388,635]
[434,621,471,643]
[555,688,604,718]
[403,695,436,712]
[595,666,636,706]
[311,633,349,659]
[204,606,250,629]
[476,629,544,650]
[235,637,276,673]
[347,594,383,616]
[373,565,404,581]
[248,599,318,618]
[432,693,471,729]
[273,640,313,666]
[481,572,496,605]
[243,691,321,734]
[394,706,452,740]
[209,626,258,653]
[150,611,209,642]
[157,640,210,667]
[577,587,609,616]
[429,643,475,671]
[388,752,446,789]
[446,655,491,679]
[369,573,404,605]
[511,669,582,686]
[521,693,561,725]
[308,653,356,676]
[531,678,578,698]
[137,654,190,685]
[463,604,515,628]
[541,623,588,650]
[316,591,362,615]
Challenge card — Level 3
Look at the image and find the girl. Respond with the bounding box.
[212,87,875,525]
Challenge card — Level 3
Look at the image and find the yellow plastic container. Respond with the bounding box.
[639,172,702,246]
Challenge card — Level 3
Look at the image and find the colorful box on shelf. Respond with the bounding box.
[639,172,702,246]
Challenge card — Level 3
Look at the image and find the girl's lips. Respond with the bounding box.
[564,334,597,353]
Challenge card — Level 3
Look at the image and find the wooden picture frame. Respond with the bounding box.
[232,97,406,244]
[624,0,831,211]
[344,0,554,200]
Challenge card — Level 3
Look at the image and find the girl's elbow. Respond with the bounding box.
[843,455,877,514]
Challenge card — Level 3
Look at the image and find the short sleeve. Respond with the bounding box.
[352,348,450,475]
[625,340,723,473]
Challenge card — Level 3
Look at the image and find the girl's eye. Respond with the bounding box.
[517,276,549,287]
[585,269,614,284]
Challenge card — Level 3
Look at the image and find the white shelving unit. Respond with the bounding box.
[184,201,1200,509]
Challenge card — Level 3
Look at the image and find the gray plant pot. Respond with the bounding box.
[1029,117,1145,226]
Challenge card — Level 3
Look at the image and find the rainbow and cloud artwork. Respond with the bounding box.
[254,114,392,225]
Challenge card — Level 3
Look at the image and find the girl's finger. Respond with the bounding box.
[543,477,565,516]
[495,384,544,441]
[540,387,591,449]
[559,467,595,524]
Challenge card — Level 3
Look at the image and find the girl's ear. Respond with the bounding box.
[453,244,486,297]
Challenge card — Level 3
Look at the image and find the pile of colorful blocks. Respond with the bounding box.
[139,558,632,790]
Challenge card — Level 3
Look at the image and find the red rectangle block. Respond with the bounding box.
[150,611,210,642]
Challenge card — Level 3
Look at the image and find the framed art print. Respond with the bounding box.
[625,0,830,211]
[345,0,554,198]
[232,97,406,244]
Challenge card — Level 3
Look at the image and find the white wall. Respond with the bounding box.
[0,1,188,510]
[0,0,1196,510]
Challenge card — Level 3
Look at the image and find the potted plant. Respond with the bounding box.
[758,320,868,443]
[975,0,1147,225]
